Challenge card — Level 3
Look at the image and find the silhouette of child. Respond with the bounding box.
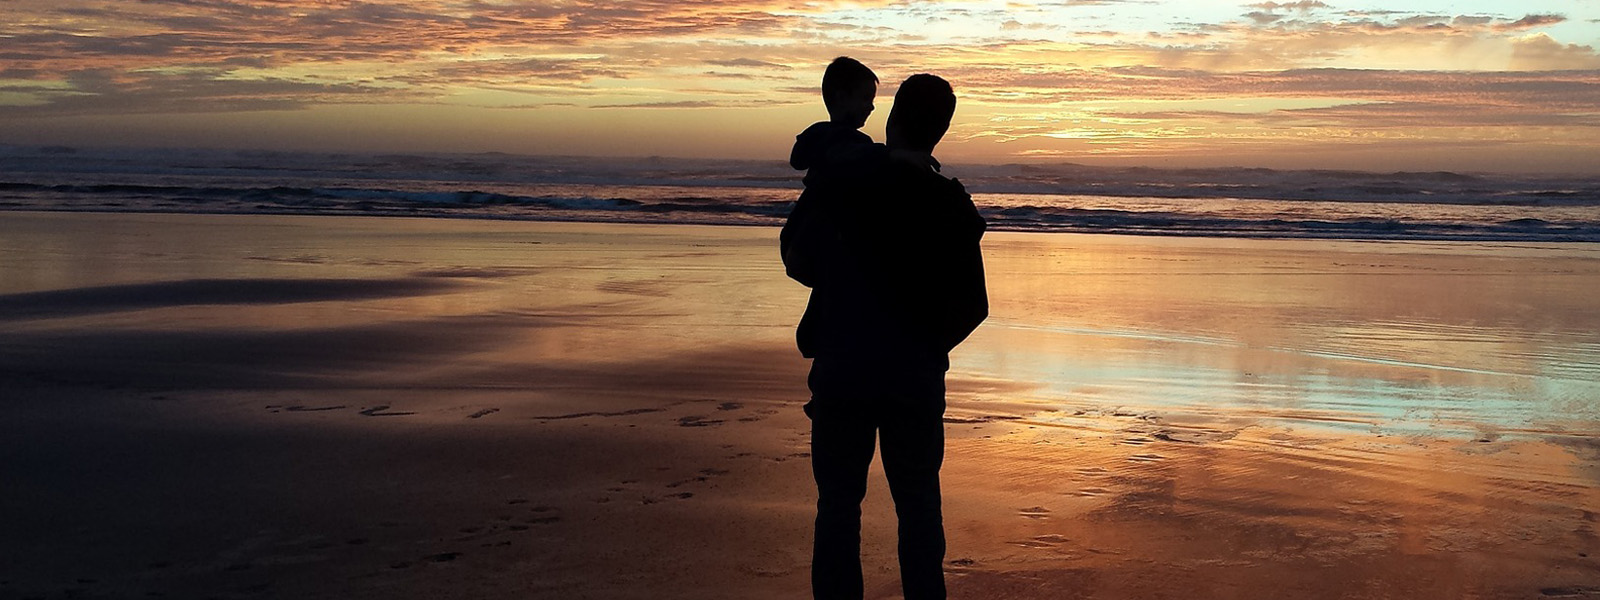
[790,57,936,189]
[784,57,938,289]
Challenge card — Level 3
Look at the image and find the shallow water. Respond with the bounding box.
[964,235,1600,439]
[3,211,1596,441]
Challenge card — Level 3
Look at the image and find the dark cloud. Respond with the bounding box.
[1244,11,1283,25]
[425,58,631,84]
[0,68,43,79]
[1101,101,1600,129]
[0,68,426,118]
[940,66,1600,117]
[1496,14,1565,31]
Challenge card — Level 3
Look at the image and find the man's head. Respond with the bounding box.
[885,74,956,154]
[822,56,878,129]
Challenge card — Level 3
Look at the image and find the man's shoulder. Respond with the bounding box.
[881,164,967,197]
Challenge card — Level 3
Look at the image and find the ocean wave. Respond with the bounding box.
[4,144,1598,207]
[5,177,1600,242]
[3,145,1599,241]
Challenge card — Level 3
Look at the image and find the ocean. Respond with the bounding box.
[3,145,1598,242]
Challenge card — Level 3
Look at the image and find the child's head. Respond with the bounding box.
[822,56,878,129]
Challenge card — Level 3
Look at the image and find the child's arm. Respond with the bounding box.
[807,136,940,188]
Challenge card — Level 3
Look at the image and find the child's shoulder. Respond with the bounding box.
[792,122,874,171]
[796,121,868,142]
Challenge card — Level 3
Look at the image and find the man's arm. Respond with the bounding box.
[780,189,841,289]
[938,180,989,353]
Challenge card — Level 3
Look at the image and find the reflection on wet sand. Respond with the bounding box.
[967,234,1600,438]
[0,212,1595,598]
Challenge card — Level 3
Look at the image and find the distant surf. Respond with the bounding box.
[3,145,1597,242]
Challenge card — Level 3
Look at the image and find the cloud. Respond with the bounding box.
[591,100,721,109]
[1496,14,1566,31]
[945,66,1600,109]
[1100,100,1600,129]
[1243,11,1283,25]
[1,0,1597,168]
[0,68,421,117]
[1509,34,1600,70]
[1246,1,1330,12]
[704,58,791,70]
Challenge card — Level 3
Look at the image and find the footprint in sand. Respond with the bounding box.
[1127,453,1166,463]
[359,405,415,417]
[1541,586,1600,598]
[1010,534,1069,549]
[769,452,811,463]
[1152,428,1241,444]
[640,491,697,504]
[265,404,347,413]
[1075,487,1111,497]
[738,408,780,423]
[459,506,561,540]
[1010,534,1071,548]
[467,408,499,419]
[1019,506,1052,519]
[677,415,725,427]
[666,467,733,489]
[717,402,743,411]
[390,552,460,569]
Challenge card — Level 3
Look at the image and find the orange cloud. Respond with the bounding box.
[1,0,1597,170]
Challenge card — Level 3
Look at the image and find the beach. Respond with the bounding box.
[2,210,1599,599]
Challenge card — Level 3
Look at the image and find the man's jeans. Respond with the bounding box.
[806,358,946,600]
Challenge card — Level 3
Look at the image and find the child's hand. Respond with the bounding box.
[889,148,940,172]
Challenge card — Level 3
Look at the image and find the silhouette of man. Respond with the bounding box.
[780,74,988,600]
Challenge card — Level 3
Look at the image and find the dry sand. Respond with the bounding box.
[1,212,1597,599]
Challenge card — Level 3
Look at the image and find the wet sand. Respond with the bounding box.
[1,211,1598,599]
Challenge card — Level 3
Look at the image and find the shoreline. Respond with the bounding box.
[6,207,1600,245]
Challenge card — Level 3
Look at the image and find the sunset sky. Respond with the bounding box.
[2,0,1598,173]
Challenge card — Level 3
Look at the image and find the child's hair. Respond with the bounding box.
[822,56,878,106]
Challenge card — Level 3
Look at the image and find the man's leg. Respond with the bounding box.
[808,364,878,600]
[878,377,947,600]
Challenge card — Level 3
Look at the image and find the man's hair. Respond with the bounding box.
[887,74,956,152]
[821,56,878,104]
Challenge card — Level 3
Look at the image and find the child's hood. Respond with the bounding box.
[790,121,872,171]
